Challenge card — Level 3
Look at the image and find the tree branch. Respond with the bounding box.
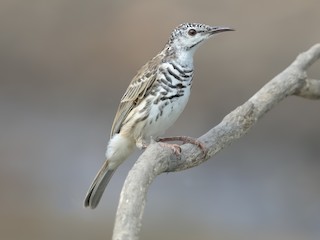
[294,78,320,99]
[112,43,320,240]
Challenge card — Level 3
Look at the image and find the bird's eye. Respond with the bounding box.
[188,29,197,36]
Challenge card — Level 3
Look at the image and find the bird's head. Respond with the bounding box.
[167,23,234,54]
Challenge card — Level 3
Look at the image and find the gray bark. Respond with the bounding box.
[112,44,320,240]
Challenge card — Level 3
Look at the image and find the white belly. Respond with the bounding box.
[142,87,191,138]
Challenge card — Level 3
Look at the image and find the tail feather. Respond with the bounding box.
[84,160,116,209]
[84,134,135,209]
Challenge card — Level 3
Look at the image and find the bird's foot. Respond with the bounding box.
[158,142,182,155]
[157,136,207,157]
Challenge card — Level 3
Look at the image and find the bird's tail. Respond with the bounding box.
[84,160,116,209]
[84,134,135,209]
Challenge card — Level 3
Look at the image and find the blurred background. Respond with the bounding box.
[1,1,320,239]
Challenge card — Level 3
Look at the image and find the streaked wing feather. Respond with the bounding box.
[110,56,160,137]
[110,101,135,138]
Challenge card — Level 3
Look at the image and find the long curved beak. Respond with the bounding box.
[210,26,235,34]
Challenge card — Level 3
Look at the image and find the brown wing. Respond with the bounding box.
[110,55,160,137]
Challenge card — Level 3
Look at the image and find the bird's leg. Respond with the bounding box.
[136,138,148,150]
[157,136,207,157]
[137,138,181,154]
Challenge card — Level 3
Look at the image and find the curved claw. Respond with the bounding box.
[159,142,181,155]
[157,136,207,157]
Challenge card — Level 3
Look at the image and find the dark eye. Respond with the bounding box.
[188,29,197,36]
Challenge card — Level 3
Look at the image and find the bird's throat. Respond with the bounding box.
[174,49,194,68]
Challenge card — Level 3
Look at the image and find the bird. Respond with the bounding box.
[84,23,233,209]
